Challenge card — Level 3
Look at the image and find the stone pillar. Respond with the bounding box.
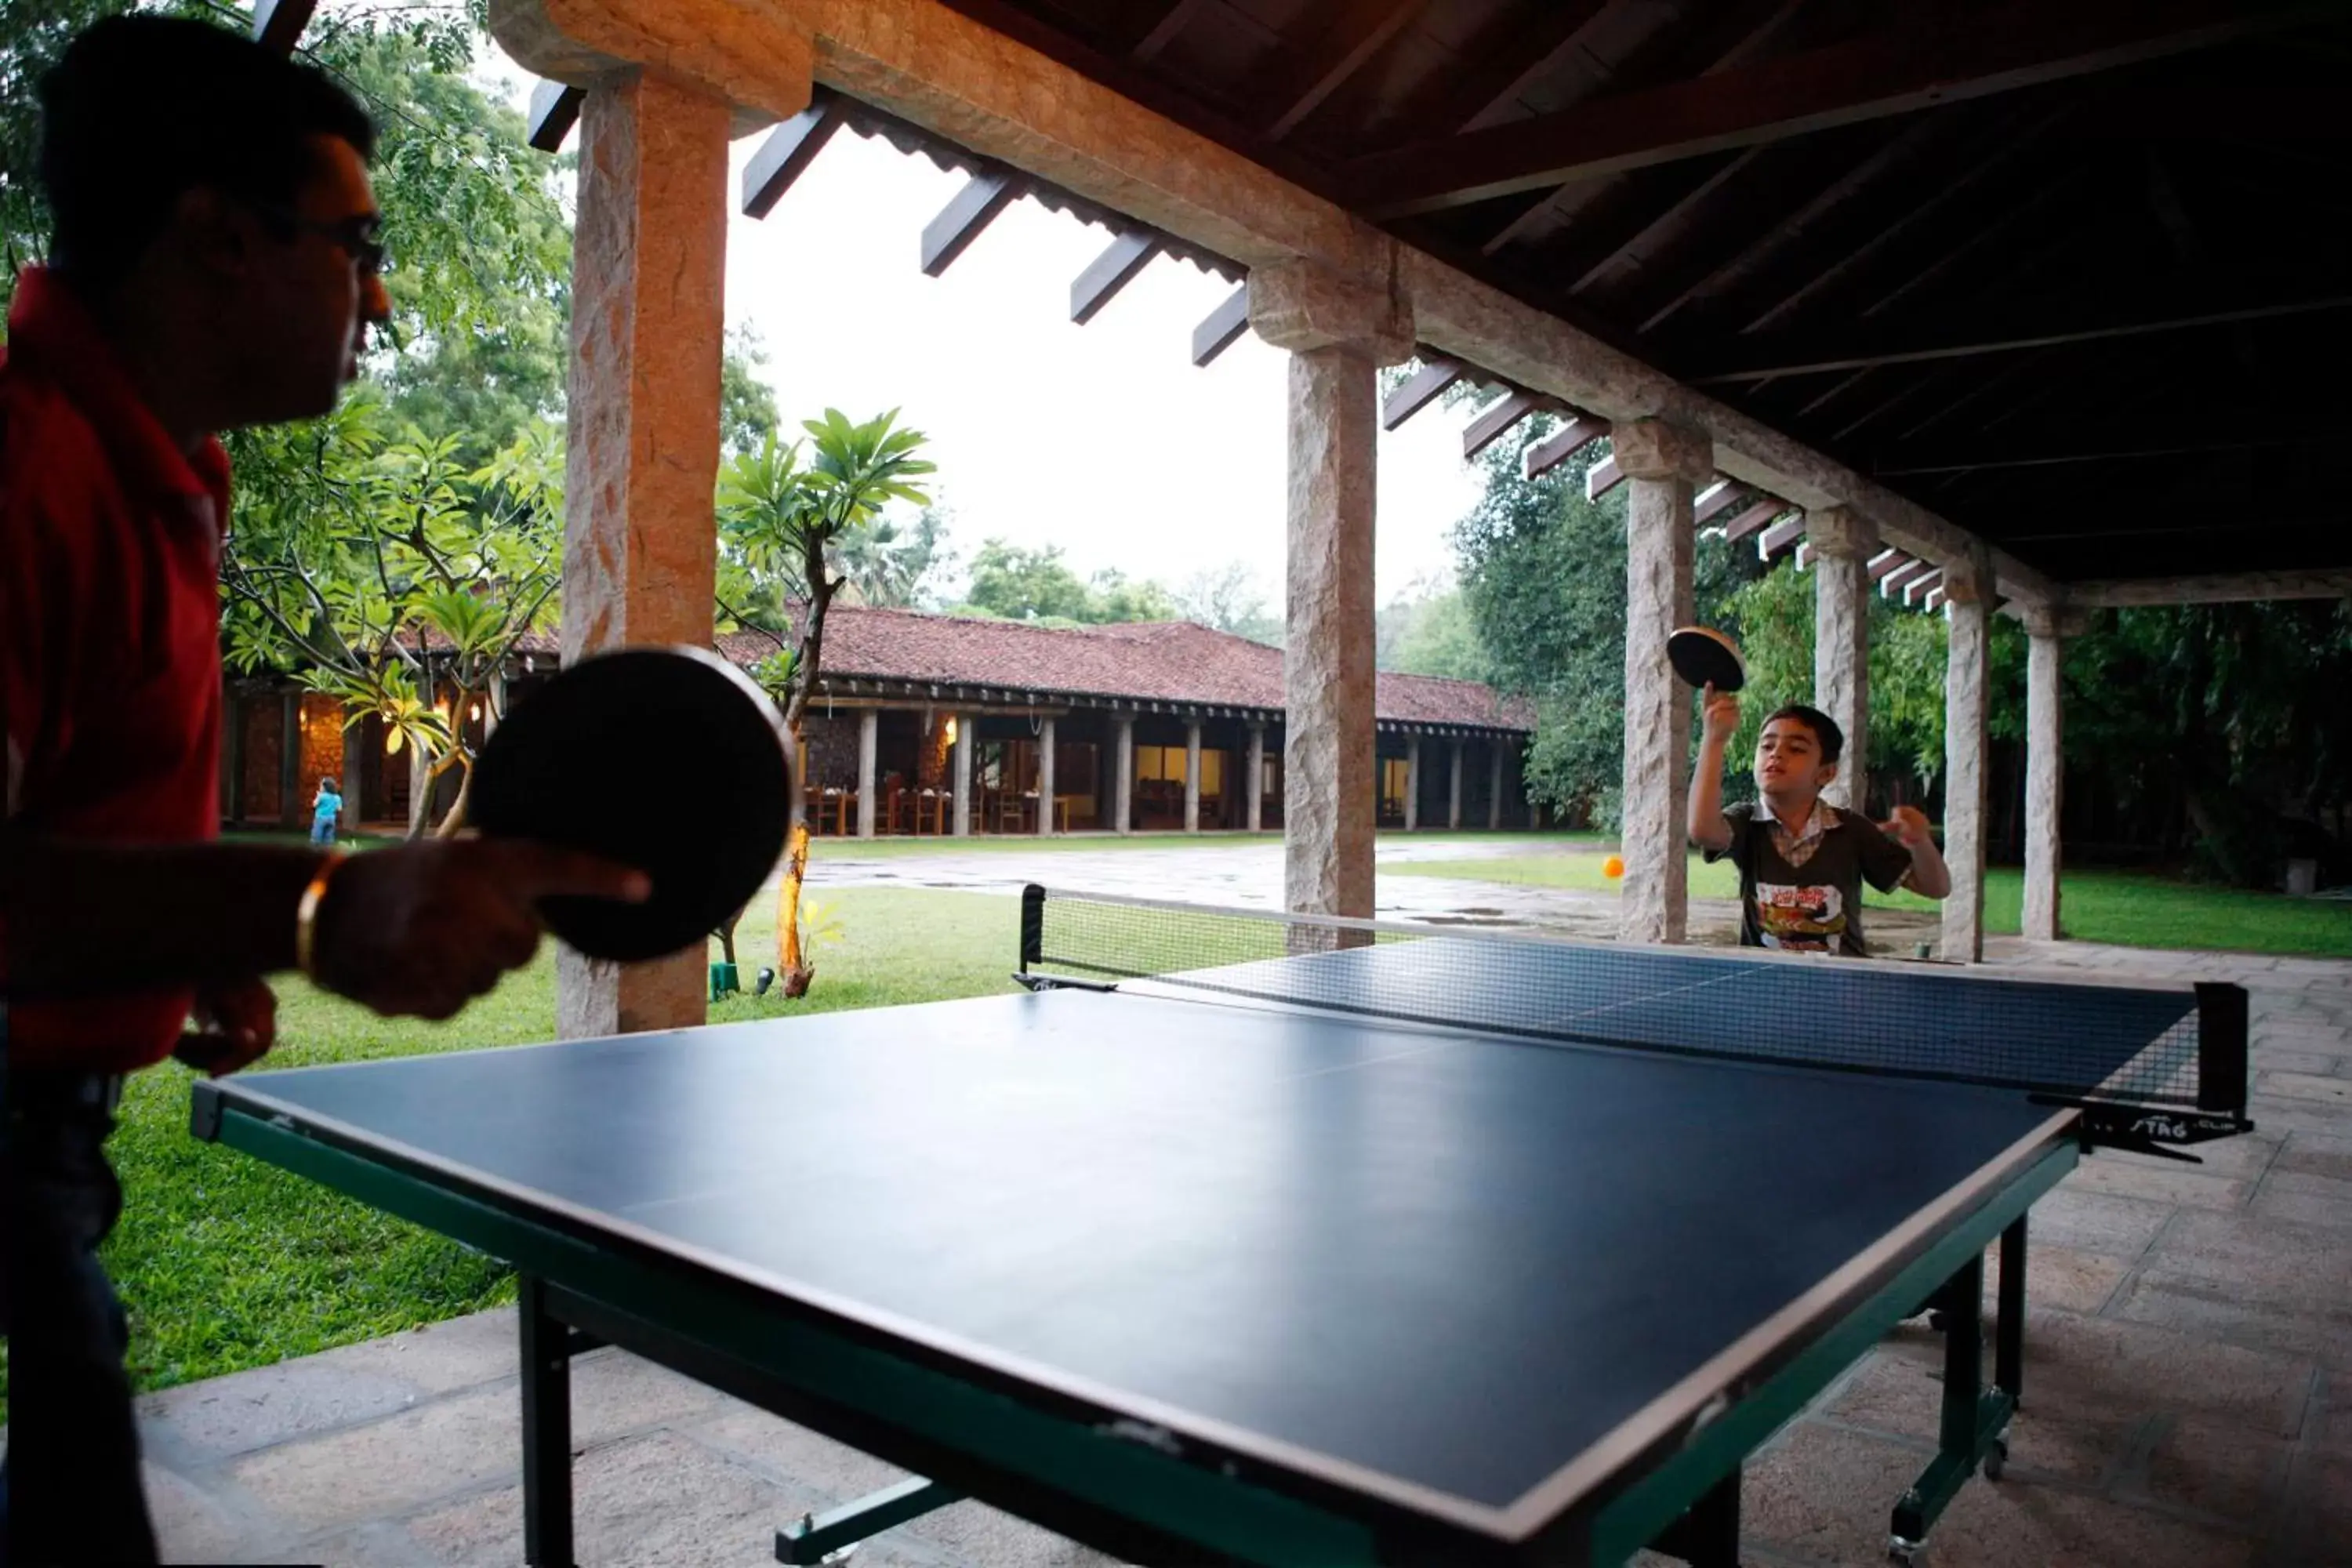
[1404,735,1421,831]
[1940,550,1992,963]
[855,708,878,838]
[951,713,974,837]
[1808,506,1878,815]
[485,667,506,742]
[1036,716,1057,835]
[1184,720,1203,833]
[1448,740,1464,829]
[2020,604,2090,942]
[1246,724,1265,832]
[556,67,731,1043]
[1113,715,1134,835]
[1613,419,1712,943]
[1487,743,1504,830]
[1250,260,1410,918]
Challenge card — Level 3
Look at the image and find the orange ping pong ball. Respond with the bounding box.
[1602,855,1625,880]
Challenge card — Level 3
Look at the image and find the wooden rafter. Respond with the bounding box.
[1071,231,1162,324]
[526,81,586,154]
[1758,517,1806,557]
[1720,499,1784,543]
[1259,0,1433,143]
[1462,390,1544,460]
[1523,417,1606,481]
[921,170,1023,278]
[251,0,316,54]
[1192,285,1250,367]
[742,94,848,218]
[1381,357,1463,430]
[1586,454,1624,502]
[1878,559,1930,595]
[1376,1,1612,146]
[1342,0,2311,218]
[1904,569,1945,605]
[1693,480,1748,526]
[1867,550,1914,583]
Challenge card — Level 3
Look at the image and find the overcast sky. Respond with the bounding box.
[485,52,1488,610]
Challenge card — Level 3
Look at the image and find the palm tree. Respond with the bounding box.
[717,408,933,993]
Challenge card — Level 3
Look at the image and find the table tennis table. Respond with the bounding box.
[191,886,2252,1566]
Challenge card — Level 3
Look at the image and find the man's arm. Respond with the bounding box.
[1687,683,1739,852]
[2,830,648,1019]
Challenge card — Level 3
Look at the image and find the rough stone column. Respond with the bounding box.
[1448,740,1464,829]
[1246,724,1265,832]
[1808,506,1878,815]
[855,708,878,838]
[555,67,731,1040]
[1940,550,1992,963]
[1184,720,1203,833]
[1487,743,1504,830]
[339,722,365,831]
[951,713,974,837]
[1613,419,1713,944]
[1112,715,1134,834]
[2020,604,2090,942]
[279,690,303,828]
[1250,259,1411,917]
[1036,716,1056,836]
[1404,735,1421,831]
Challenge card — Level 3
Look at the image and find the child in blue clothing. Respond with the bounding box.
[310,776,343,845]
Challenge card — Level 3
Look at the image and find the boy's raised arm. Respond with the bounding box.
[1688,683,1738,852]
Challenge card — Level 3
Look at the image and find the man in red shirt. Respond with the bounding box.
[2,20,644,1562]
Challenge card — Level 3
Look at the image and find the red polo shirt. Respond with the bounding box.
[2,267,232,1072]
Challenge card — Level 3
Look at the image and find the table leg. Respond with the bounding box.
[1890,1254,2011,1560]
[1997,1217,2027,1407]
[520,1275,575,1567]
[1650,1471,1740,1566]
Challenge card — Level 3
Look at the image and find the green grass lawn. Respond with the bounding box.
[10,887,1023,1417]
[1388,851,2352,956]
[804,826,1592,858]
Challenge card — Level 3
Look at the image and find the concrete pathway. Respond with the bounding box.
[116,894,2352,1564]
[805,835,1947,951]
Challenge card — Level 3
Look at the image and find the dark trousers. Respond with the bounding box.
[2,1068,159,1566]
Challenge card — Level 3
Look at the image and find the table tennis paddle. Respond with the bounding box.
[468,646,793,962]
[1667,626,1745,693]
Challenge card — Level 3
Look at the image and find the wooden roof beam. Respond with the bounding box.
[1523,416,1606,481]
[1341,0,2314,218]
[1071,231,1163,324]
[1904,569,1945,606]
[2069,569,2352,607]
[1261,0,1434,143]
[1867,549,1913,583]
[1758,517,1806,558]
[920,170,1022,278]
[1720,499,1784,543]
[1192,284,1250,367]
[1878,560,1929,596]
[526,81,586,154]
[1587,454,1624,502]
[1462,390,1544,461]
[251,0,317,54]
[1382,357,1464,431]
[1693,480,1748,527]
[742,93,848,218]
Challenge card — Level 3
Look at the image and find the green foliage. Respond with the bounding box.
[714,408,934,729]
[717,324,782,457]
[1450,421,1758,825]
[1378,585,1488,680]
[955,539,1179,626]
[1174,561,1283,645]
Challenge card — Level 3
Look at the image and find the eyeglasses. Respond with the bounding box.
[256,205,390,276]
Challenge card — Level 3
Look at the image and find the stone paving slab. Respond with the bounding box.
[86,942,2352,1564]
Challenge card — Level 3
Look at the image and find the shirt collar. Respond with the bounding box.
[1769,798,1839,846]
[6,267,230,521]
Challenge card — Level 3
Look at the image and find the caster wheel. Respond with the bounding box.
[1926,1308,1953,1335]
[1983,1438,2009,1480]
[1888,1536,1926,1566]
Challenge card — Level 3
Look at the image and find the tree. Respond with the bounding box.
[717,408,933,993]
[833,503,950,608]
[220,409,564,835]
[1174,561,1283,645]
[954,539,1179,625]
[1450,419,1758,826]
[1377,583,1486,679]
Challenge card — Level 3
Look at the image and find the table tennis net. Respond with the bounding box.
[1019,886,2248,1118]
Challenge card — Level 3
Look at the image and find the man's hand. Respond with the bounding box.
[309,840,650,1021]
[1700,682,1741,749]
[176,978,278,1076]
[1881,804,1933,851]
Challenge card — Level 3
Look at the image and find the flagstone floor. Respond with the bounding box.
[106,939,2352,1566]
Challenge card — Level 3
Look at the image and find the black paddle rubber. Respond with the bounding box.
[1667,626,1746,693]
[470,646,792,961]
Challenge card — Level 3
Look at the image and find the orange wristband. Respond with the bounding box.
[295,852,347,979]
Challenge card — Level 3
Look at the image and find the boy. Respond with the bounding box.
[310,775,343,845]
[1687,684,1950,956]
